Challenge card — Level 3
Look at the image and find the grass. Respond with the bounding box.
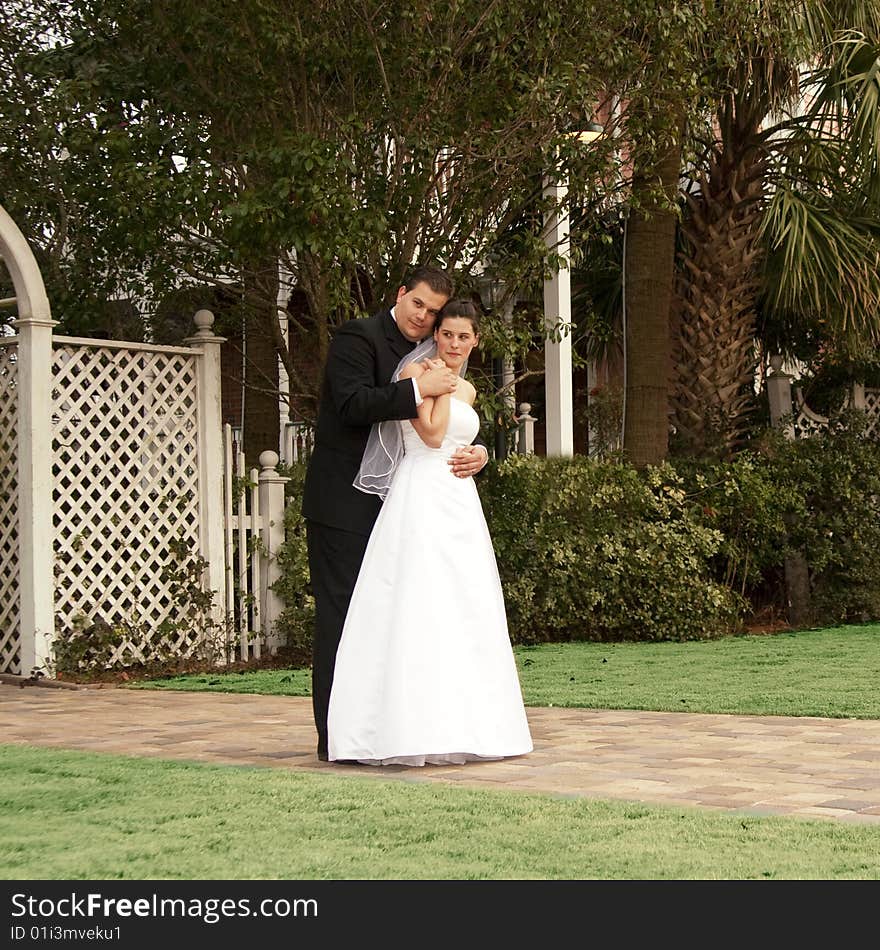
[1,744,879,880]
[132,623,880,719]
[6,622,879,880]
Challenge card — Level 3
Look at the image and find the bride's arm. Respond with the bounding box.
[399,359,452,448]
[410,392,451,448]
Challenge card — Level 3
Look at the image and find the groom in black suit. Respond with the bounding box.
[302,265,489,760]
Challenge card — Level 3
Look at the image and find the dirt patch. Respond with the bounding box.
[54,645,313,687]
[741,606,793,636]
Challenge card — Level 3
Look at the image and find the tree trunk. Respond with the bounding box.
[670,149,765,457]
[242,263,281,466]
[623,142,681,467]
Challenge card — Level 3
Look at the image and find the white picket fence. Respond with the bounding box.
[224,426,287,660]
[282,420,314,465]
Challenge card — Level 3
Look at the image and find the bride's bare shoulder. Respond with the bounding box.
[458,378,477,405]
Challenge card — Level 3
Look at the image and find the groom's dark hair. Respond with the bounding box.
[403,265,454,298]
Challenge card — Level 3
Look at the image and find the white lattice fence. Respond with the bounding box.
[791,386,880,439]
[768,359,880,442]
[0,316,289,675]
[0,341,19,672]
[792,389,832,439]
[862,388,880,439]
[51,338,207,665]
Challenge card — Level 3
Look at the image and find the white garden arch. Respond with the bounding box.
[0,203,56,674]
[0,203,52,323]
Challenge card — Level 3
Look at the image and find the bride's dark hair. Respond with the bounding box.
[436,298,480,333]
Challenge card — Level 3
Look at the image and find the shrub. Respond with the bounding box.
[273,418,880,651]
[767,415,880,624]
[479,455,744,642]
[676,417,880,626]
[273,461,315,656]
[674,450,795,603]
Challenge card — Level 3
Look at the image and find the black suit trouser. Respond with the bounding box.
[306,519,370,756]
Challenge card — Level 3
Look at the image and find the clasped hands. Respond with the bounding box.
[448,443,489,479]
[413,357,458,397]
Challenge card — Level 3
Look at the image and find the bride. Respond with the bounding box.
[327,298,533,766]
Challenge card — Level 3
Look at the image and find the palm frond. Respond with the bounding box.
[761,184,880,338]
[802,32,880,177]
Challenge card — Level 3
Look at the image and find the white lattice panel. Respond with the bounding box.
[52,342,204,666]
[0,342,20,673]
[793,389,830,440]
[863,388,880,439]
[793,386,880,440]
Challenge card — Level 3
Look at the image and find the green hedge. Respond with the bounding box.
[273,418,880,649]
[479,456,743,642]
[674,417,880,626]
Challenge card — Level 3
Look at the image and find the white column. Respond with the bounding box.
[276,260,292,459]
[542,172,574,456]
[1,203,57,675]
[185,310,228,628]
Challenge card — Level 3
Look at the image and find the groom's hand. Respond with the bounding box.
[448,444,489,479]
[419,364,458,397]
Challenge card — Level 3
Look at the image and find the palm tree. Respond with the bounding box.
[671,1,880,457]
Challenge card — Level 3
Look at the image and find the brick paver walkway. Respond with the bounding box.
[2,680,880,823]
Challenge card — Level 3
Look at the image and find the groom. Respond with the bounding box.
[302,265,489,760]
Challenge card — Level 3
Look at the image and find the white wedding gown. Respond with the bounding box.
[328,397,533,766]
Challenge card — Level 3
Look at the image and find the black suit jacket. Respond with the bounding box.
[302,309,421,536]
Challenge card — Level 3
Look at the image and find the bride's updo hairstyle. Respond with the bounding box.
[436,298,480,333]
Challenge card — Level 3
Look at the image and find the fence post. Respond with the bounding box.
[14,312,57,676]
[258,450,289,653]
[767,355,795,438]
[851,382,866,412]
[767,356,812,625]
[516,403,536,455]
[185,310,228,630]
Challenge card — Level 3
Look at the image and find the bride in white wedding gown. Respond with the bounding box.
[327,300,533,766]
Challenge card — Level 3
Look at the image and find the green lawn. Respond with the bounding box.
[133,623,880,719]
[5,623,879,880]
[1,744,878,880]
